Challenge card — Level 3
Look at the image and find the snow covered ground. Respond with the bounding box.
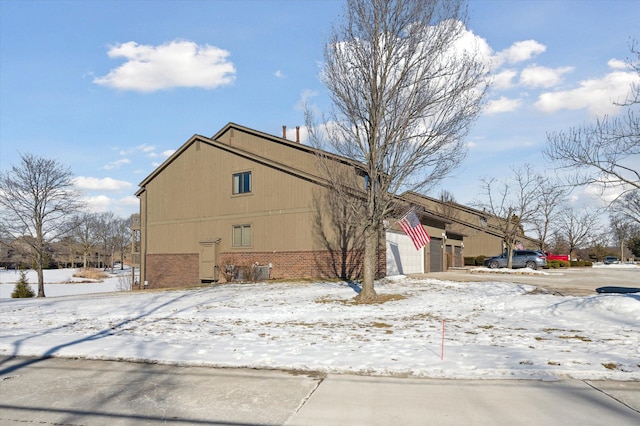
[0,267,638,381]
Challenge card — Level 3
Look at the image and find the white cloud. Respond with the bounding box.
[607,58,628,70]
[119,144,157,157]
[454,26,493,66]
[162,149,176,158]
[534,70,637,115]
[80,194,140,217]
[102,158,131,170]
[491,69,518,90]
[119,195,139,207]
[484,96,522,114]
[73,176,132,192]
[274,70,286,78]
[520,65,573,88]
[295,89,319,111]
[94,40,236,92]
[493,40,546,68]
[83,195,112,212]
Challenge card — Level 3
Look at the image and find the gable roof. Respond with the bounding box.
[136,122,364,197]
[402,191,540,244]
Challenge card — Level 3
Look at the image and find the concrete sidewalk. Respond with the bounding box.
[1,356,638,425]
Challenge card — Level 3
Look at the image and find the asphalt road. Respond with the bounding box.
[1,356,639,425]
[417,266,640,296]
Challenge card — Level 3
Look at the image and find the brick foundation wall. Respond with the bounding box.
[144,248,386,288]
[221,249,386,281]
[145,253,199,289]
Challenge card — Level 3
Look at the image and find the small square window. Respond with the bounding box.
[232,224,252,247]
[232,171,252,194]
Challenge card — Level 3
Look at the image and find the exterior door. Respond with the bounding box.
[429,238,443,272]
[199,240,220,281]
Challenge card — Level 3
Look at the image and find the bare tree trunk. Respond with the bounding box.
[358,227,378,301]
[36,252,45,297]
[307,0,488,301]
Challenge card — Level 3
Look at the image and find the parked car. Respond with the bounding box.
[484,250,547,270]
[603,256,619,264]
[544,252,570,262]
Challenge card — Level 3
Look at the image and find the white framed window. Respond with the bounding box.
[232,171,252,194]
[232,224,252,247]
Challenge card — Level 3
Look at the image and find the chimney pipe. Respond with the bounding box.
[282,125,287,139]
[296,126,300,143]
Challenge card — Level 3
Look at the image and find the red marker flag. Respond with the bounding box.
[398,209,431,250]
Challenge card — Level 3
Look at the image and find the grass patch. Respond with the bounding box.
[318,293,407,305]
[558,334,592,342]
[73,268,108,280]
[602,362,618,370]
[353,293,406,304]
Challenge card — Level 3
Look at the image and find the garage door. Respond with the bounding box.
[386,231,424,275]
[430,238,443,272]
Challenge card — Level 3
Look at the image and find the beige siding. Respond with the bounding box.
[143,138,336,257]
[403,192,538,258]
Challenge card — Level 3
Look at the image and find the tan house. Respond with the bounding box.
[135,123,435,288]
[134,123,538,289]
[401,191,540,258]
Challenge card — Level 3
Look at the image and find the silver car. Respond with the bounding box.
[484,250,547,270]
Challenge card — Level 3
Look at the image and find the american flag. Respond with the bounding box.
[398,209,431,250]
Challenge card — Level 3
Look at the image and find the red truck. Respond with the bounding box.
[545,252,570,262]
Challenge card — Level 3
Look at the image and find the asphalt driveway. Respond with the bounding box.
[417,266,640,296]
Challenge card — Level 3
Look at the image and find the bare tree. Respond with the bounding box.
[70,212,100,269]
[111,217,131,270]
[627,228,640,259]
[544,42,639,199]
[308,0,488,300]
[557,207,603,261]
[530,175,569,252]
[95,212,117,270]
[477,165,541,268]
[436,189,459,222]
[610,212,634,262]
[611,189,640,226]
[0,154,82,297]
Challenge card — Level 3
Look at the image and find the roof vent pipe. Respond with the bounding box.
[282,125,287,139]
[296,126,300,143]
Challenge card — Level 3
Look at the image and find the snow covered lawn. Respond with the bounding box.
[0,269,638,381]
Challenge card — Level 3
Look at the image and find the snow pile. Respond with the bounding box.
[1,270,638,381]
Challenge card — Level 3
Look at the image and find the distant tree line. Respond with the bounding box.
[474,41,639,263]
[0,153,134,297]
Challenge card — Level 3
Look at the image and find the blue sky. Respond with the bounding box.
[1,0,638,218]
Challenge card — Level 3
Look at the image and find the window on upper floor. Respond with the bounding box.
[232,171,252,194]
[232,224,252,247]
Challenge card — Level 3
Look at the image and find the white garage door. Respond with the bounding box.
[386,231,424,275]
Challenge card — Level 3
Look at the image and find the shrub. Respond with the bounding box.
[475,255,486,266]
[569,260,592,267]
[12,270,35,298]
